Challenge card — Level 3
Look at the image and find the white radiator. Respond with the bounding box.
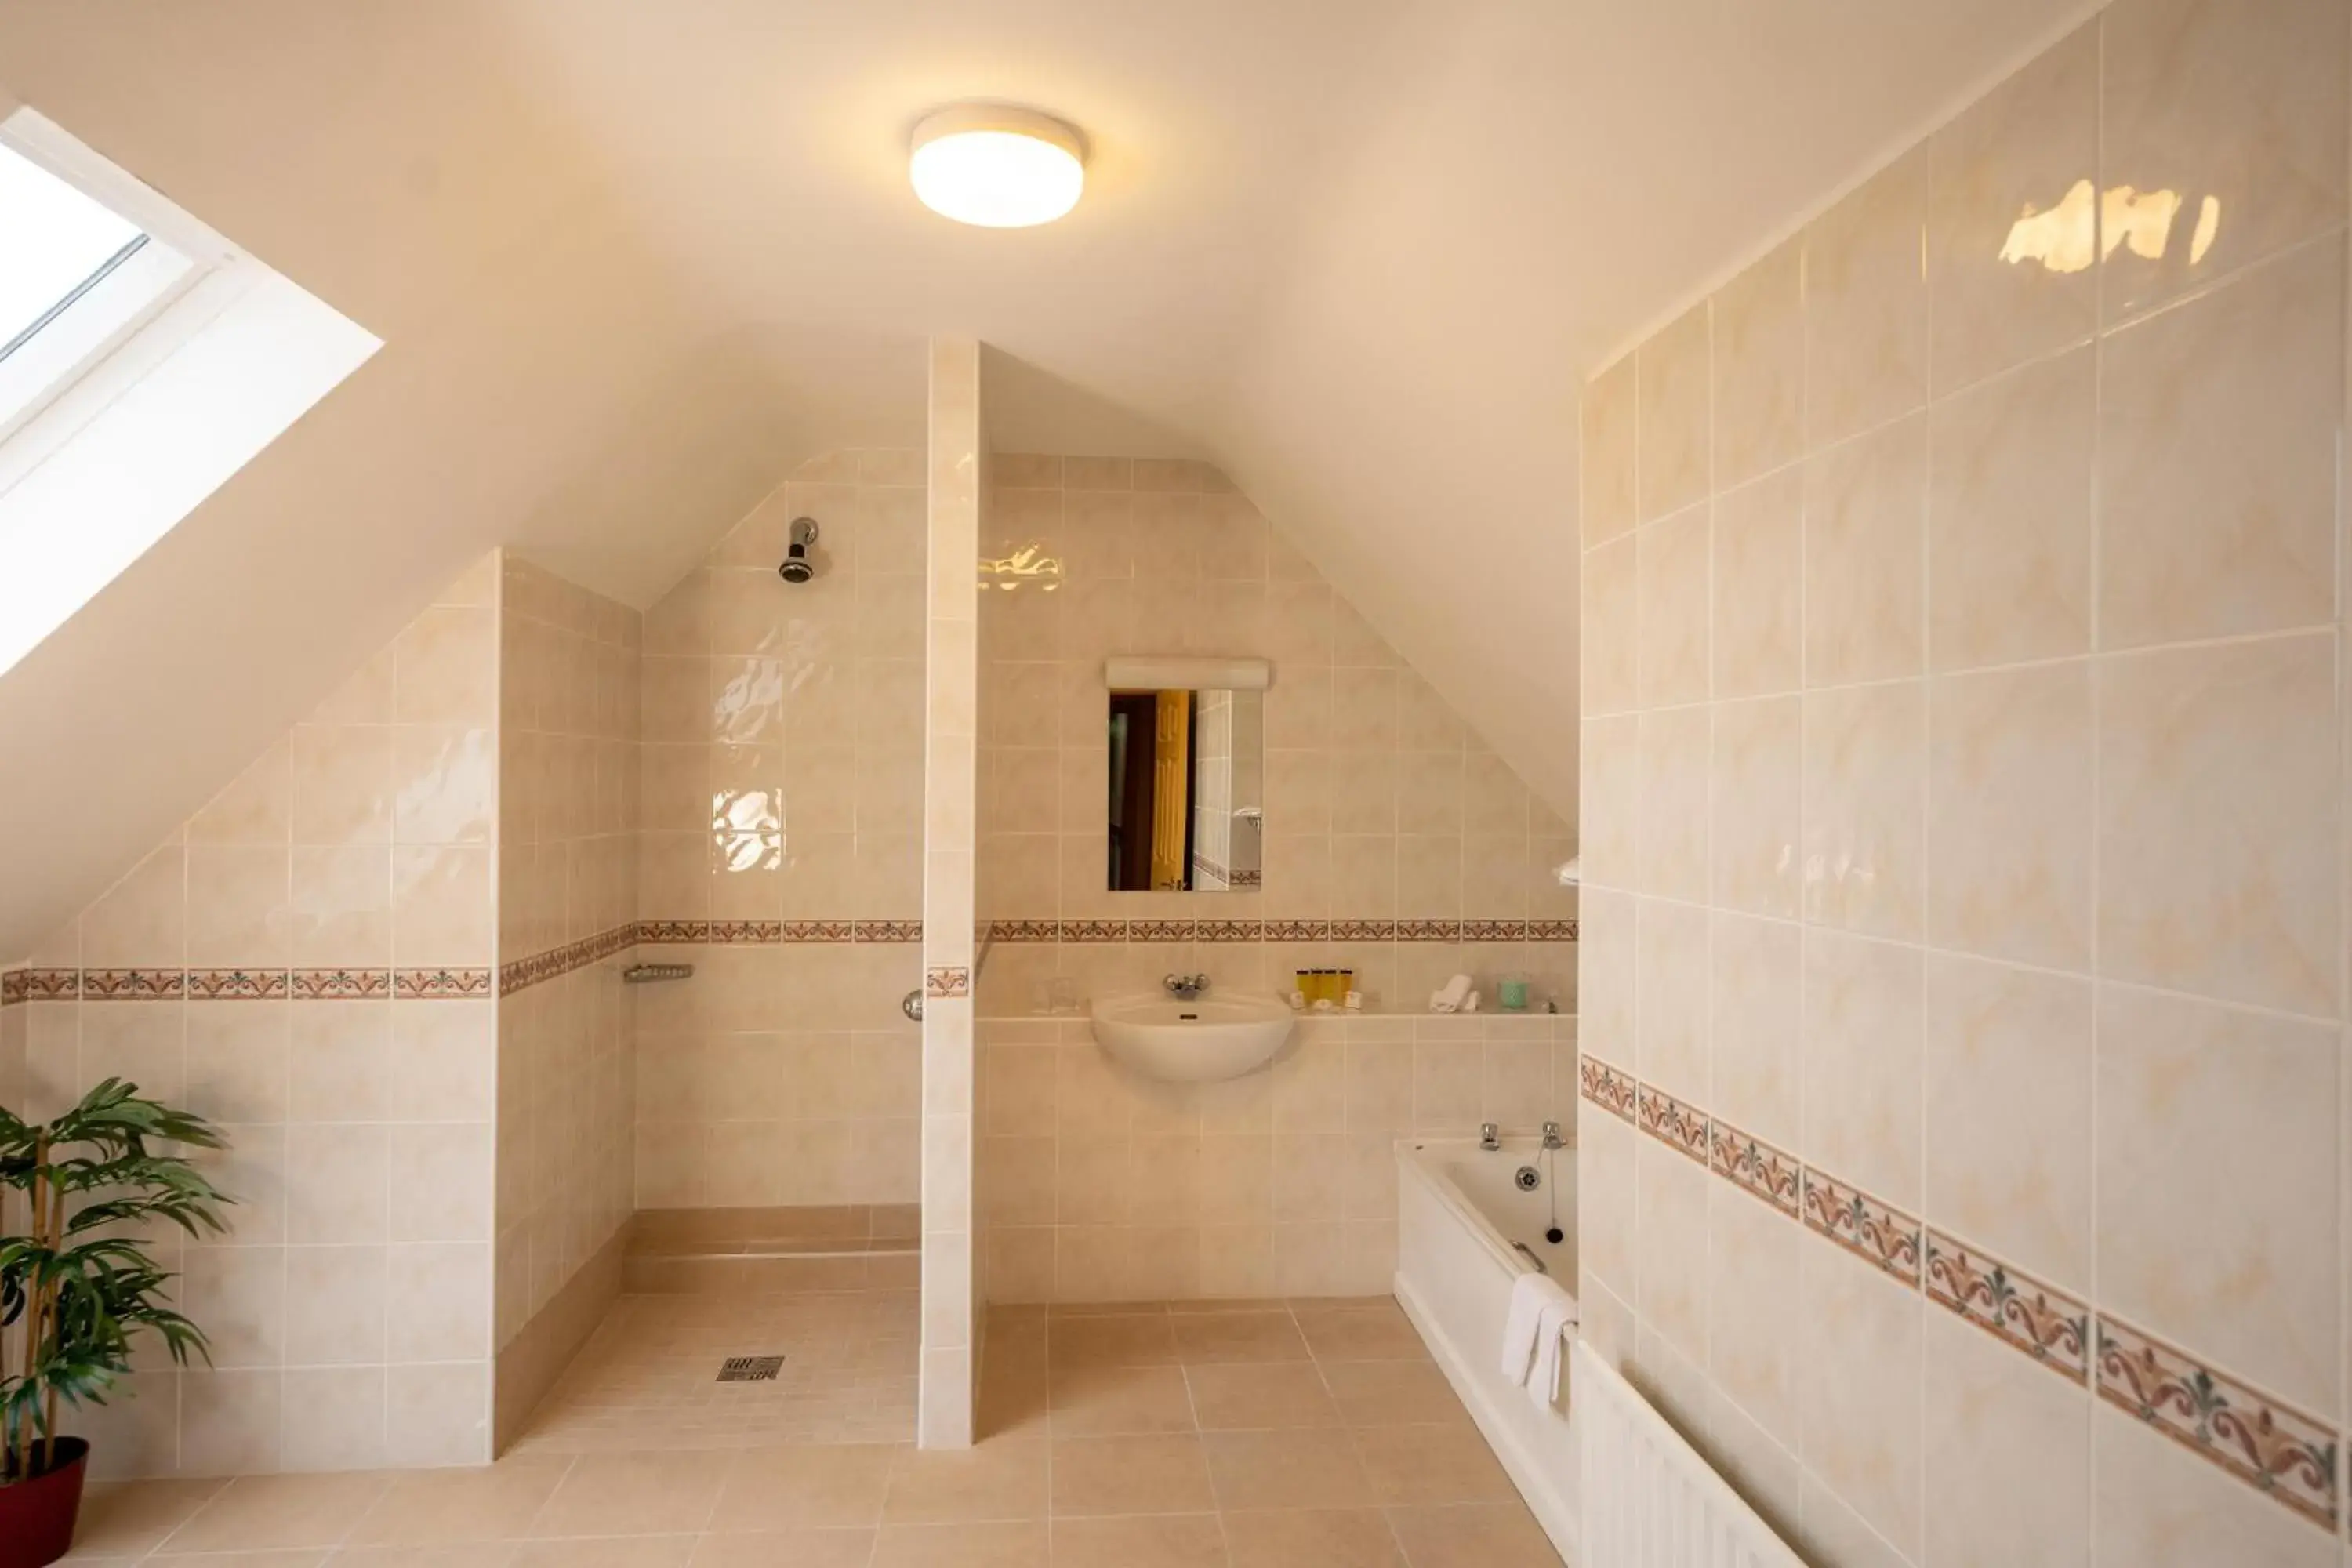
[1575,1341,1806,1568]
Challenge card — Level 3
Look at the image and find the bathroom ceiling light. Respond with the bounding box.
[909,105,1085,228]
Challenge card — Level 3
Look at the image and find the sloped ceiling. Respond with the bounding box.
[0,0,2091,960]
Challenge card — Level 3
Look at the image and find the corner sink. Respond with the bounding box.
[1089,993,1296,1083]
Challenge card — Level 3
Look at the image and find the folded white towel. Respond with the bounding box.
[1430,973,1473,1014]
[1529,1291,1581,1412]
[1498,1270,1571,1386]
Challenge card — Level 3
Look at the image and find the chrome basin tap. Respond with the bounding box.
[1163,973,1210,1000]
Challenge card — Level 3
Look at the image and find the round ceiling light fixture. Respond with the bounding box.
[909,104,1086,228]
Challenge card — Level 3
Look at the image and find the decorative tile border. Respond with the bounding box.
[924,965,971,1000]
[1708,1119,1802,1217]
[638,920,709,944]
[1576,1056,1636,1123]
[1801,1167,1922,1285]
[187,969,290,1001]
[1926,1231,2089,1378]
[1635,1083,1708,1163]
[24,969,78,1000]
[82,969,185,1001]
[1581,1050,2340,1533]
[2097,1316,2336,1529]
[292,969,392,1000]
[498,921,641,996]
[969,916,1580,946]
[0,967,28,1007]
[393,968,495,1000]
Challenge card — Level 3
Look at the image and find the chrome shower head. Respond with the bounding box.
[779,517,820,583]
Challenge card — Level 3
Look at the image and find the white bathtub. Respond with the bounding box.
[1396,1137,1579,1556]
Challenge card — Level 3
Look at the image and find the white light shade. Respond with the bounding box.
[909,105,1085,228]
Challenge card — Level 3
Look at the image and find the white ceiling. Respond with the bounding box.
[0,0,2093,960]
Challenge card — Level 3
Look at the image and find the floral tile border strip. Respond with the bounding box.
[924,965,971,1000]
[1635,1083,1708,1163]
[1925,1231,2090,1378]
[2097,1315,2336,1529]
[1580,1050,2340,1533]
[1708,1119,1801,1217]
[1577,1056,1636,1123]
[0,967,28,1006]
[1801,1167,1922,1285]
[974,916,1580,945]
[9,967,492,1001]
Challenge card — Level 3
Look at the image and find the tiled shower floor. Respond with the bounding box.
[63,1295,1561,1566]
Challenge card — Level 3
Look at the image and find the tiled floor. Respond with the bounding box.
[62,1295,1561,1566]
[510,1290,920,1454]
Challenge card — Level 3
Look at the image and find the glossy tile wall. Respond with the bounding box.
[0,555,504,1475]
[1576,4,2350,1563]
[921,335,982,1447]
[978,1011,1577,1302]
[974,454,1578,1014]
[489,556,642,1443]
[631,450,927,1210]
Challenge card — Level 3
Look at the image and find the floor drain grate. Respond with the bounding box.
[717,1356,785,1383]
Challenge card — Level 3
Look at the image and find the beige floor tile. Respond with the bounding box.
[1050,1434,1218,1517]
[1384,1501,1562,1566]
[1352,1426,1516,1507]
[524,1454,726,1537]
[1223,1508,1406,1568]
[1202,1429,1375,1512]
[1047,1313,1179,1368]
[1050,1512,1229,1568]
[1048,1363,1199,1436]
[344,1461,574,1545]
[870,1520,1048,1566]
[1319,1361,1470,1427]
[506,1538,697,1568]
[67,1479,231,1558]
[327,1548,521,1567]
[975,1364,1051,1441]
[1171,1312,1311,1365]
[158,1474,397,1553]
[1296,1303,1426,1362]
[140,1554,332,1567]
[688,1528,875,1567]
[704,1443,897,1530]
[880,1439,1049,1523]
[1183,1362,1342,1430]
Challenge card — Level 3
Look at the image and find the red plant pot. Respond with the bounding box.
[0,1437,90,1568]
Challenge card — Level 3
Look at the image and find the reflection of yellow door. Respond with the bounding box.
[1151,690,1191,891]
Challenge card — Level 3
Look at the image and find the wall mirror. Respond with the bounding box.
[1102,657,1269,893]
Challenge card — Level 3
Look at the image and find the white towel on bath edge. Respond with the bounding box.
[1498,1270,1572,1385]
[1528,1291,1580,1412]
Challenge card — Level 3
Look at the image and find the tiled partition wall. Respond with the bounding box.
[630,449,928,1210]
[1577,4,2350,1564]
[0,557,503,1475]
[489,556,643,1446]
[974,455,1577,1014]
[920,335,982,1447]
[978,1011,1577,1302]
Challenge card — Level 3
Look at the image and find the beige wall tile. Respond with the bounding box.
[1709,236,1804,489]
[1636,301,1711,521]
[1922,1310,2091,1568]
[1709,466,1802,700]
[1927,346,2095,672]
[1581,353,1639,546]
[1637,500,1711,708]
[1927,20,2098,394]
[2098,241,2341,648]
[1805,146,1930,448]
[2100,0,2348,321]
[1801,681,1925,941]
[2098,633,2339,1017]
[1922,953,2092,1290]
[2097,982,2339,1414]
[1798,1233,1923,1558]
[1926,661,2092,971]
[1802,930,1923,1210]
[1803,413,1926,688]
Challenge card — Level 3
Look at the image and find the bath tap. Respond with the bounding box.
[1479,1123,1501,1151]
[1541,1120,1564,1150]
[1163,973,1210,1000]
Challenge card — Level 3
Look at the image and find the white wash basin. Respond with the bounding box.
[1089,993,1295,1083]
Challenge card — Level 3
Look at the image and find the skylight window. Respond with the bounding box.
[0,108,380,677]
[0,136,195,441]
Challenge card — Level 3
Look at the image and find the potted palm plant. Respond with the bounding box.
[1,1080,230,1568]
